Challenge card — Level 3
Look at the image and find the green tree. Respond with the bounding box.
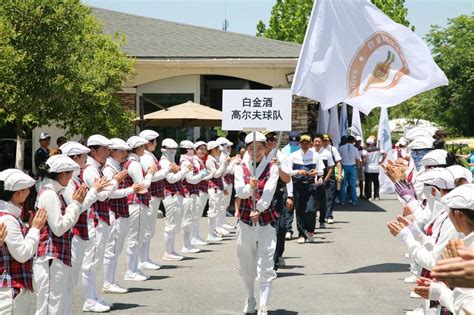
[0,0,134,169]
[257,0,413,43]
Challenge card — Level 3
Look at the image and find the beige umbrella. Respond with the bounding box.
[136,101,222,127]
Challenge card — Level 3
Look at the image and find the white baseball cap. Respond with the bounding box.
[0,169,36,191]
[60,141,90,156]
[366,137,375,144]
[441,184,474,210]
[87,135,111,147]
[39,132,51,140]
[447,165,472,184]
[46,155,80,173]
[430,168,455,190]
[139,130,159,141]
[421,149,448,167]
[127,136,148,149]
[244,132,266,144]
[407,137,434,150]
[355,136,362,141]
[162,138,178,149]
[109,138,131,151]
[206,141,222,151]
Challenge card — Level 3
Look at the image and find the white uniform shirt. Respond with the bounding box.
[140,150,169,183]
[127,153,152,188]
[82,156,118,202]
[206,155,227,179]
[325,145,342,163]
[159,156,188,184]
[103,157,134,199]
[288,149,325,177]
[314,147,336,168]
[0,200,40,263]
[266,148,294,197]
[180,155,204,185]
[63,174,98,210]
[339,143,361,166]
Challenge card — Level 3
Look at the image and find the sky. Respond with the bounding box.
[82,0,473,39]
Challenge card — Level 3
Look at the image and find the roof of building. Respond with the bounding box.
[92,7,301,60]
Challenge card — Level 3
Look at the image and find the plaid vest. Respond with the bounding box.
[197,158,208,193]
[124,159,150,207]
[146,155,165,199]
[71,176,89,240]
[224,173,234,186]
[181,158,200,196]
[208,158,224,191]
[82,164,110,225]
[34,187,73,266]
[0,212,34,291]
[103,164,129,218]
[238,163,279,227]
[160,157,185,197]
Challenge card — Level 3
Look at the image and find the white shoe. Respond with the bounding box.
[216,227,230,236]
[404,274,417,283]
[327,218,334,224]
[243,297,257,314]
[96,296,113,307]
[157,210,164,218]
[223,223,235,230]
[102,282,128,294]
[277,257,286,267]
[285,232,292,240]
[136,270,150,280]
[258,305,268,315]
[207,234,223,243]
[163,252,184,261]
[297,236,305,244]
[410,291,421,299]
[138,261,161,270]
[82,299,110,313]
[181,247,201,254]
[124,271,147,282]
[191,238,209,246]
[406,307,424,315]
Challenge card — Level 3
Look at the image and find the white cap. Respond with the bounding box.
[109,138,131,151]
[405,127,434,141]
[447,165,473,183]
[430,168,455,190]
[407,137,434,150]
[59,141,90,156]
[398,137,408,146]
[127,136,148,149]
[180,140,195,149]
[216,137,233,146]
[39,132,51,140]
[162,138,178,149]
[355,136,362,141]
[139,130,159,141]
[441,184,474,210]
[421,149,448,167]
[244,132,266,144]
[366,137,375,144]
[0,169,35,191]
[206,141,222,151]
[87,134,111,147]
[194,141,207,150]
[46,154,80,173]
[416,168,443,185]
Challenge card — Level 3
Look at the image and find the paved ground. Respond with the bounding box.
[68,195,422,314]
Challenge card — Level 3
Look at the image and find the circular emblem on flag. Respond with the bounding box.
[347,31,410,98]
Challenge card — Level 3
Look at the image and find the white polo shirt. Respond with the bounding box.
[339,143,360,166]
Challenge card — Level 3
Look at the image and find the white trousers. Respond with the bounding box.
[64,236,87,315]
[144,197,161,241]
[236,221,277,284]
[34,258,70,315]
[104,212,129,284]
[193,192,208,240]
[207,189,223,219]
[0,287,31,315]
[163,195,184,234]
[82,219,111,273]
[182,194,198,233]
[127,203,148,273]
[218,183,233,226]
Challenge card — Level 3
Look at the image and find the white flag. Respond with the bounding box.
[328,106,341,148]
[317,106,329,134]
[291,0,448,114]
[377,107,394,194]
[339,103,348,137]
[351,107,364,140]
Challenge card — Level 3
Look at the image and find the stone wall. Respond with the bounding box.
[118,93,136,113]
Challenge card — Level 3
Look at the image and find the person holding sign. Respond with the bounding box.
[234,132,279,315]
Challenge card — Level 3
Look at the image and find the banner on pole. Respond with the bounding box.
[222,90,292,131]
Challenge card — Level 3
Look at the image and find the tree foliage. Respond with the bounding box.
[0,0,135,140]
[256,0,413,43]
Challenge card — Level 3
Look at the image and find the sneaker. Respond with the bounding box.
[216,227,230,236]
[410,291,421,299]
[285,231,292,240]
[181,247,201,254]
[124,271,147,282]
[163,252,184,261]
[368,197,373,201]
[297,236,305,244]
[304,231,315,243]
[406,307,424,315]
[138,261,161,270]
[82,299,110,313]
[136,270,151,280]
[277,257,286,267]
[207,234,223,243]
[258,305,268,315]
[319,222,326,229]
[404,274,417,284]
[191,238,209,246]
[157,210,164,218]
[375,197,380,201]
[327,218,334,224]
[223,223,235,230]
[243,297,257,314]
[96,296,113,307]
[102,282,128,294]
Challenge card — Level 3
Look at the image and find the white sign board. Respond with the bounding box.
[222,89,292,131]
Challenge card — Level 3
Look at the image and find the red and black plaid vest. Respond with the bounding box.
[224,173,234,186]
[124,159,150,207]
[160,158,185,197]
[82,164,110,225]
[208,158,224,191]
[238,162,279,227]
[145,153,165,199]
[71,176,89,240]
[181,158,200,196]
[103,164,129,218]
[0,212,34,291]
[34,187,73,266]
[197,158,208,193]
